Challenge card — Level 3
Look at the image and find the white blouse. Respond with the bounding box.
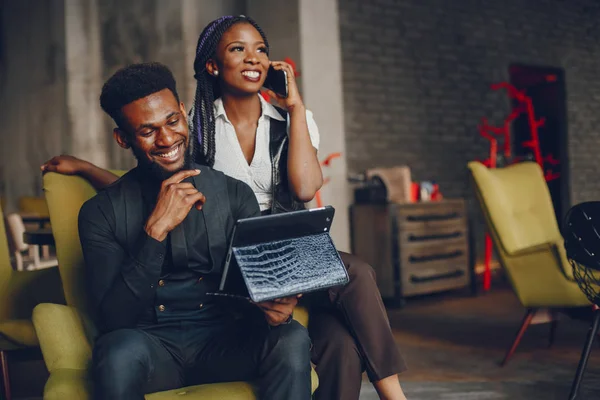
[211,94,320,211]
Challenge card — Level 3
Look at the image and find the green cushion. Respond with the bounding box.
[146,368,319,400]
[43,368,319,400]
[43,368,91,400]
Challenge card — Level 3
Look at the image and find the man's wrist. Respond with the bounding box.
[145,220,168,242]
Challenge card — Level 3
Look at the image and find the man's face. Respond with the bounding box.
[115,88,190,180]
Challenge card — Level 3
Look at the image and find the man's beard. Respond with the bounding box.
[132,144,192,182]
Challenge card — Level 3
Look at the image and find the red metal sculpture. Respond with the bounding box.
[477,82,559,291]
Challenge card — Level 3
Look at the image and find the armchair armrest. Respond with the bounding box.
[293,306,309,328]
[507,242,556,257]
[0,267,65,320]
[507,241,578,281]
[32,303,92,372]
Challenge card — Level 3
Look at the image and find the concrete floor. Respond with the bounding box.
[359,285,600,399]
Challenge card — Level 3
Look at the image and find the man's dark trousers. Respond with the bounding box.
[92,315,312,400]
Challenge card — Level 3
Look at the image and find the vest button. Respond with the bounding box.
[198,277,203,282]
[158,280,165,287]
[158,305,165,312]
[199,303,203,309]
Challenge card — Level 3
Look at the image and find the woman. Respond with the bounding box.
[42,15,407,400]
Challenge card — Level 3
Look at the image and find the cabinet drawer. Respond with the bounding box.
[399,241,467,269]
[399,222,467,249]
[401,263,470,296]
[395,200,466,230]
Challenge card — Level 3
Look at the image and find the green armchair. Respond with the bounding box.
[34,171,317,399]
[468,161,590,365]
[0,203,64,400]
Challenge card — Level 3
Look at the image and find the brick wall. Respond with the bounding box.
[339,0,600,259]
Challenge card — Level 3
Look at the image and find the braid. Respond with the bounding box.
[191,15,269,167]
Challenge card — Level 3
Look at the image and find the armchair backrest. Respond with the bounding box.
[43,171,126,312]
[467,161,587,306]
[468,161,562,255]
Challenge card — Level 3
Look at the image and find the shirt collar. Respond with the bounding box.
[213,94,286,122]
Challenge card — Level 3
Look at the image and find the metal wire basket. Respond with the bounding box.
[563,201,600,399]
[564,201,600,305]
[570,260,600,305]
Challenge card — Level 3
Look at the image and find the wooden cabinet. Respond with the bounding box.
[350,199,473,306]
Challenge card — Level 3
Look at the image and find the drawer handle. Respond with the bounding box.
[409,250,463,263]
[408,231,463,242]
[406,212,460,222]
[410,269,465,283]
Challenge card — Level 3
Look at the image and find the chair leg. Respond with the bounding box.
[42,244,50,259]
[0,350,11,400]
[569,306,600,400]
[501,308,535,366]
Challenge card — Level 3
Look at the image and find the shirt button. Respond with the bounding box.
[158,280,165,287]
[158,305,165,312]
[150,284,154,289]
[199,303,203,309]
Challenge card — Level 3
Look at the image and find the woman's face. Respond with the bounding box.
[212,22,269,96]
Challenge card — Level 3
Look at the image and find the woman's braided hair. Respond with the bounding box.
[191,15,269,166]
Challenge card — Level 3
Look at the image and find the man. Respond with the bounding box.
[78,62,311,400]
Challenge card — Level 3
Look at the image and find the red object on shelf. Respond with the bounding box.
[430,184,442,201]
[410,183,420,203]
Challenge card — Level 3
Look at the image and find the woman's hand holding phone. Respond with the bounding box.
[265,61,304,112]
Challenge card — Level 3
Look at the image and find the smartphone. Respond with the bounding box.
[262,66,288,98]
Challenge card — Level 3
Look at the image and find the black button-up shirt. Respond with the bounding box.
[136,175,220,325]
[79,166,260,332]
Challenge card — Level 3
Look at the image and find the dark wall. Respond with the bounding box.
[339,0,600,259]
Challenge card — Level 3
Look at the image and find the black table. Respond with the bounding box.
[23,229,55,246]
[20,214,51,229]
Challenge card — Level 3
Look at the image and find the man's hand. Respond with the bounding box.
[256,295,301,326]
[41,155,90,175]
[144,169,205,241]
